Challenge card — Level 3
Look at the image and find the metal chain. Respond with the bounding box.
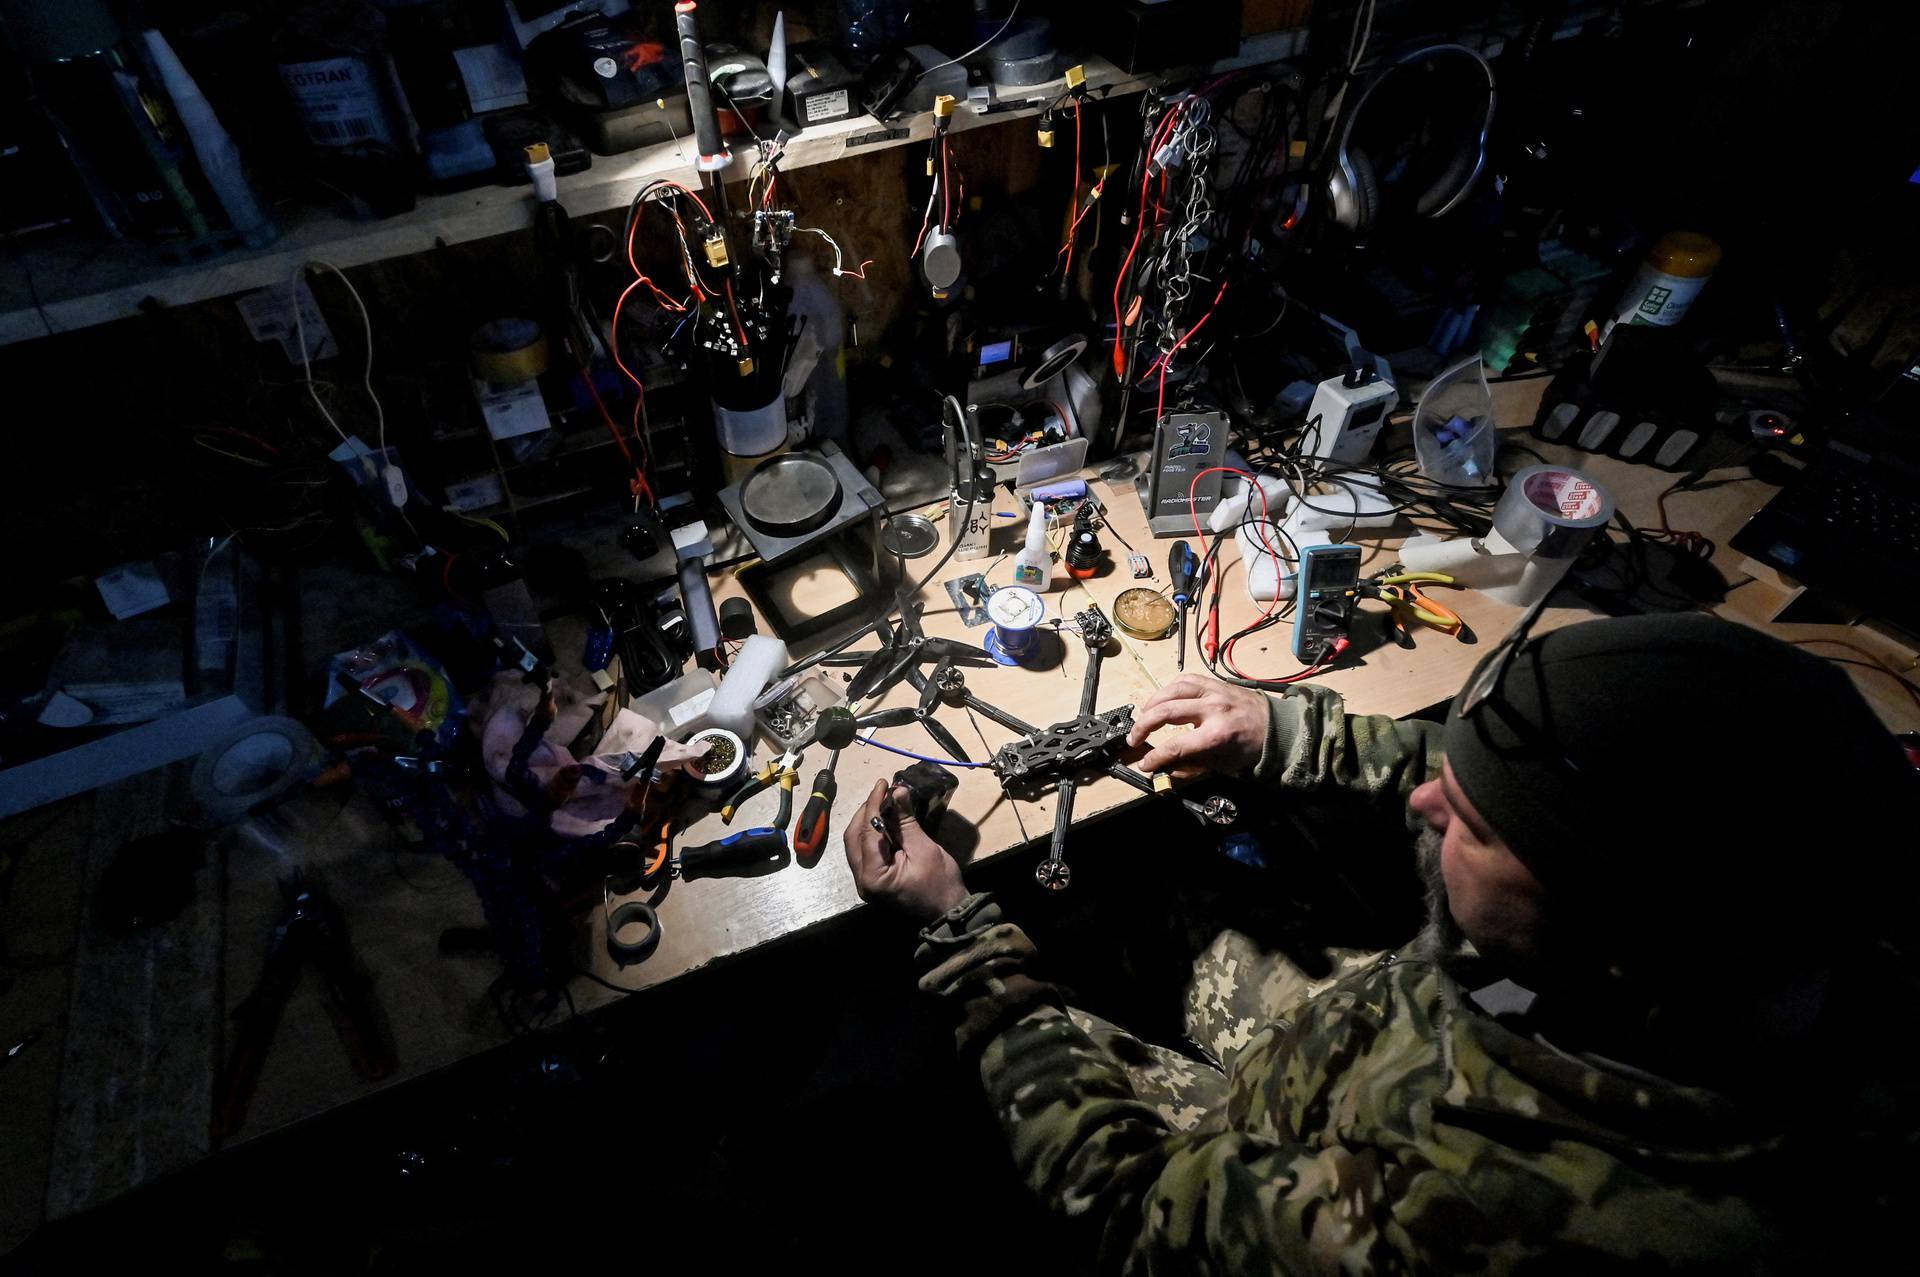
[1149,100,1216,355]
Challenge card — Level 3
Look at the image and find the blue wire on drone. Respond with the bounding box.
[854,735,990,768]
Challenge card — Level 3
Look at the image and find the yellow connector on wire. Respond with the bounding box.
[704,235,729,268]
[1037,111,1054,148]
[1065,64,1086,91]
[933,94,956,119]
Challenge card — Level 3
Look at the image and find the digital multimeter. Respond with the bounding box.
[1292,544,1364,664]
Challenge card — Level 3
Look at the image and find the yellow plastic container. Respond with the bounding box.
[1612,231,1722,329]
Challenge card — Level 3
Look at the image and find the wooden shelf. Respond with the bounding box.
[0,31,1304,348]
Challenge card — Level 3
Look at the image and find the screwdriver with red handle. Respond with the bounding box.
[792,749,841,860]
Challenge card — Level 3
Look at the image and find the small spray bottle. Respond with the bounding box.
[1011,502,1053,590]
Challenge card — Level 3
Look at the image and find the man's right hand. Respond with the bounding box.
[1125,674,1273,776]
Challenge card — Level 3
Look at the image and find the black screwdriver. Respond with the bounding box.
[1168,540,1199,671]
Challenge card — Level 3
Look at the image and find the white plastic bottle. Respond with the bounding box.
[1010,503,1053,590]
[142,29,275,246]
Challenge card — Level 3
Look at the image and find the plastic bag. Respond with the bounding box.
[1413,356,1497,486]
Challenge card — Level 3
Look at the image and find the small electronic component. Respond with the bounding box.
[1128,552,1151,579]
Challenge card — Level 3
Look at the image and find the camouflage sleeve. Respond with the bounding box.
[916,895,1465,1274]
[1251,684,1442,829]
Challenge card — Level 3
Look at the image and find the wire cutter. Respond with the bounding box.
[1367,572,1466,637]
[720,748,803,828]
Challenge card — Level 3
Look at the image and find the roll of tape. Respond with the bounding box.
[1493,465,1614,559]
[1480,465,1615,608]
[606,900,660,964]
[189,716,318,824]
[469,317,551,384]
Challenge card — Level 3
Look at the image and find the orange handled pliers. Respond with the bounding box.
[1366,572,1466,637]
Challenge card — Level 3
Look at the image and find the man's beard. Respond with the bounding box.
[1413,827,1472,966]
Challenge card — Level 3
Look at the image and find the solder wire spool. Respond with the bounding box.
[984,585,1045,666]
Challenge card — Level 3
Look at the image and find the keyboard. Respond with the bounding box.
[1732,454,1920,636]
[1771,466,1920,556]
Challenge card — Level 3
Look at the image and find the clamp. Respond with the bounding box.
[720,748,803,828]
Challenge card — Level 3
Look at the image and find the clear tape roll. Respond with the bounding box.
[189,716,318,824]
[1493,465,1615,559]
[1399,465,1614,609]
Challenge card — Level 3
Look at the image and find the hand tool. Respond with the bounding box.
[1168,540,1199,671]
[213,871,392,1141]
[792,750,841,859]
[611,823,788,962]
[720,748,803,828]
[1364,571,1466,637]
[663,827,789,878]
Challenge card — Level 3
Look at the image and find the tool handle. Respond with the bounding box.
[678,827,786,877]
[674,2,727,170]
[773,772,797,830]
[793,770,837,857]
[1167,540,1196,604]
[719,771,769,823]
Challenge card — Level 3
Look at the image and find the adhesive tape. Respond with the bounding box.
[606,900,660,964]
[1473,464,1614,608]
[469,317,551,384]
[189,716,318,824]
[1492,465,1615,559]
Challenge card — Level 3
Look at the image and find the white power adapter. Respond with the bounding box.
[1302,368,1397,465]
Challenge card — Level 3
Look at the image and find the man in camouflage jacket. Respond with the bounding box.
[844,613,1913,1272]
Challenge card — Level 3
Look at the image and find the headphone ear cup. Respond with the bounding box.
[1417,133,1482,217]
[1345,149,1379,231]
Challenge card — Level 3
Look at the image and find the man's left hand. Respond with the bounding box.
[1125,674,1272,776]
[844,779,968,922]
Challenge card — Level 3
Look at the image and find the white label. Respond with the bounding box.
[473,377,550,441]
[1616,266,1707,329]
[453,43,530,113]
[804,88,849,122]
[667,687,717,729]
[95,562,171,620]
[237,278,336,363]
[444,473,504,512]
[279,56,394,148]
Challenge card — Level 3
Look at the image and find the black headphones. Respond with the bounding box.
[1326,43,1497,232]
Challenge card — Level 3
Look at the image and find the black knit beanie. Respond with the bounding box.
[1442,613,1912,954]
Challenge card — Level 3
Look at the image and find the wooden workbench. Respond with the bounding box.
[16,381,1918,1239]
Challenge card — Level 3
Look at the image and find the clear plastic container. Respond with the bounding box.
[629,670,718,741]
[1413,357,1497,486]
